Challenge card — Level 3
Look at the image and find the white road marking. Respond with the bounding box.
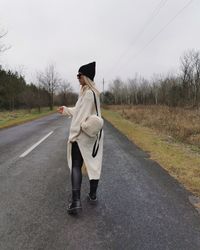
[19,131,54,158]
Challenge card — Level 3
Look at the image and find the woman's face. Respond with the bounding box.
[77,73,86,86]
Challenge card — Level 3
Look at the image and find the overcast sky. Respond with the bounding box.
[0,0,199,93]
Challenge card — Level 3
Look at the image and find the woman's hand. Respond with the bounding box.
[57,106,64,114]
[57,105,75,117]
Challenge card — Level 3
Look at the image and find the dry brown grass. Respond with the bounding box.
[103,105,200,147]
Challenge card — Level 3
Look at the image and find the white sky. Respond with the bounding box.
[0,0,199,93]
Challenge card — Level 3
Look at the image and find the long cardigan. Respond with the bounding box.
[62,85,104,180]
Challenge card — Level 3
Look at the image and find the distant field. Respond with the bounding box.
[0,107,58,129]
[102,105,200,200]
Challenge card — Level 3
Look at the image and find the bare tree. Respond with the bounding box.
[108,77,124,104]
[127,76,139,105]
[37,64,61,110]
[151,74,162,105]
[58,80,73,105]
[139,78,150,105]
[180,49,200,107]
[191,50,200,108]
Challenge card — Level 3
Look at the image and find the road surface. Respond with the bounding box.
[0,113,200,250]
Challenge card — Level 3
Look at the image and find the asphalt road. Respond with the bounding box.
[0,113,200,250]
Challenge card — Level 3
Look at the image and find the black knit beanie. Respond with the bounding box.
[78,61,96,81]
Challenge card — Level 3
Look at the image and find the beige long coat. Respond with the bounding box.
[62,85,104,180]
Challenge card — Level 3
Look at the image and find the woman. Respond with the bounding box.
[57,62,104,215]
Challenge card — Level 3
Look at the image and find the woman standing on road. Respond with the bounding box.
[57,62,104,215]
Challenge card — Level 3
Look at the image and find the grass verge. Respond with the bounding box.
[0,107,58,130]
[102,108,200,199]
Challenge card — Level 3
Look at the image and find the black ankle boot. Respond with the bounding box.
[67,189,82,214]
[87,193,98,205]
[87,179,99,205]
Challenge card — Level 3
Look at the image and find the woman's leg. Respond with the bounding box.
[71,141,83,201]
[67,141,83,214]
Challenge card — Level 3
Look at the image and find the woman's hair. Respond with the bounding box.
[82,75,101,96]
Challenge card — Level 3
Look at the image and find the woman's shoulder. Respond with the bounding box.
[84,88,94,100]
[83,88,100,102]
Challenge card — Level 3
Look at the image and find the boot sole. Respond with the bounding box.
[87,194,98,205]
[67,206,82,215]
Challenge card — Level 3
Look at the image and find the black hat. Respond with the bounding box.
[78,61,96,81]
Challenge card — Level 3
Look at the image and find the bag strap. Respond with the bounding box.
[91,89,99,116]
[91,89,103,157]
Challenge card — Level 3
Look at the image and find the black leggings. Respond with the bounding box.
[71,141,99,195]
[71,141,84,190]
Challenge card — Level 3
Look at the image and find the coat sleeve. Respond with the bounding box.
[61,106,76,118]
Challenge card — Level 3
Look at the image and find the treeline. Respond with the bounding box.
[0,64,78,111]
[103,49,200,108]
